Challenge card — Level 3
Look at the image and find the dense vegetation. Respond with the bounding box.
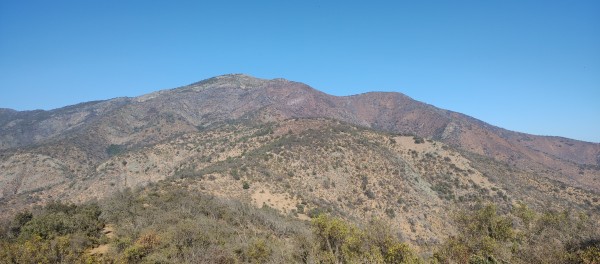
[1,181,598,263]
[434,203,600,263]
[0,202,104,263]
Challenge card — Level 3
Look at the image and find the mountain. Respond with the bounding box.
[1,74,598,192]
[0,74,599,257]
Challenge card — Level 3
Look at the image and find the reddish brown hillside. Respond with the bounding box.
[1,74,598,192]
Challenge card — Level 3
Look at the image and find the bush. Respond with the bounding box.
[413,137,425,144]
[365,189,376,199]
[97,184,312,263]
[7,211,32,238]
[246,239,272,263]
[18,202,103,241]
[231,169,240,180]
[106,144,125,156]
[312,214,421,263]
[296,204,305,214]
[434,202,600,264]
[0,202,105,264]
[385,208,396,219]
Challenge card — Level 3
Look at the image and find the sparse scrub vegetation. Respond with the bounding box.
[2,117,599,263]
[3,179,596,263]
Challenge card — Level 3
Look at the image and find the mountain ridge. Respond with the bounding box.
[1,75,599,257]
[1,74,598,193]
[2,74,597,143]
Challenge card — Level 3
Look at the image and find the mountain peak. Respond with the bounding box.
[135,74,281,102]
[210,73,263,82]
[188,74,279,91]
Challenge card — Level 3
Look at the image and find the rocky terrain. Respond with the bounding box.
[0,74,599,261]
[2,74,598,190]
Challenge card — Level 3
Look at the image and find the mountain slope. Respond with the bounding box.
[3,118,597,245]
[1,74,598,193]
[1,75,599,258]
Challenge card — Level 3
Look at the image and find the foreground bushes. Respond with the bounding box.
[0,201,105,263]
[1,183,598,263]
[100,185,311,263]
[98,184,419,263]
[433,203,600,264]
[312,215,420,263]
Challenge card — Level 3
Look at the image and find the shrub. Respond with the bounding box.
[231,169,240,180]
[385,208,396,219]
[0,202,104,264]
[365,189,375,199]
[8,211,32,238]
[18,202,103,241]
[312,215,421,263]
[296,204,305,214]
[106,144,124,157]
[246,239,272,263]
[413,137,425,144]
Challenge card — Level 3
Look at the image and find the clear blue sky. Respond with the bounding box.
[1,1,599,142]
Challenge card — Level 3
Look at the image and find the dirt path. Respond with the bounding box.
[89,224,115,256]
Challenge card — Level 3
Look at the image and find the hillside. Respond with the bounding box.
[1,118,598,263]
[0,74,599,262]
[1,74,598,195]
